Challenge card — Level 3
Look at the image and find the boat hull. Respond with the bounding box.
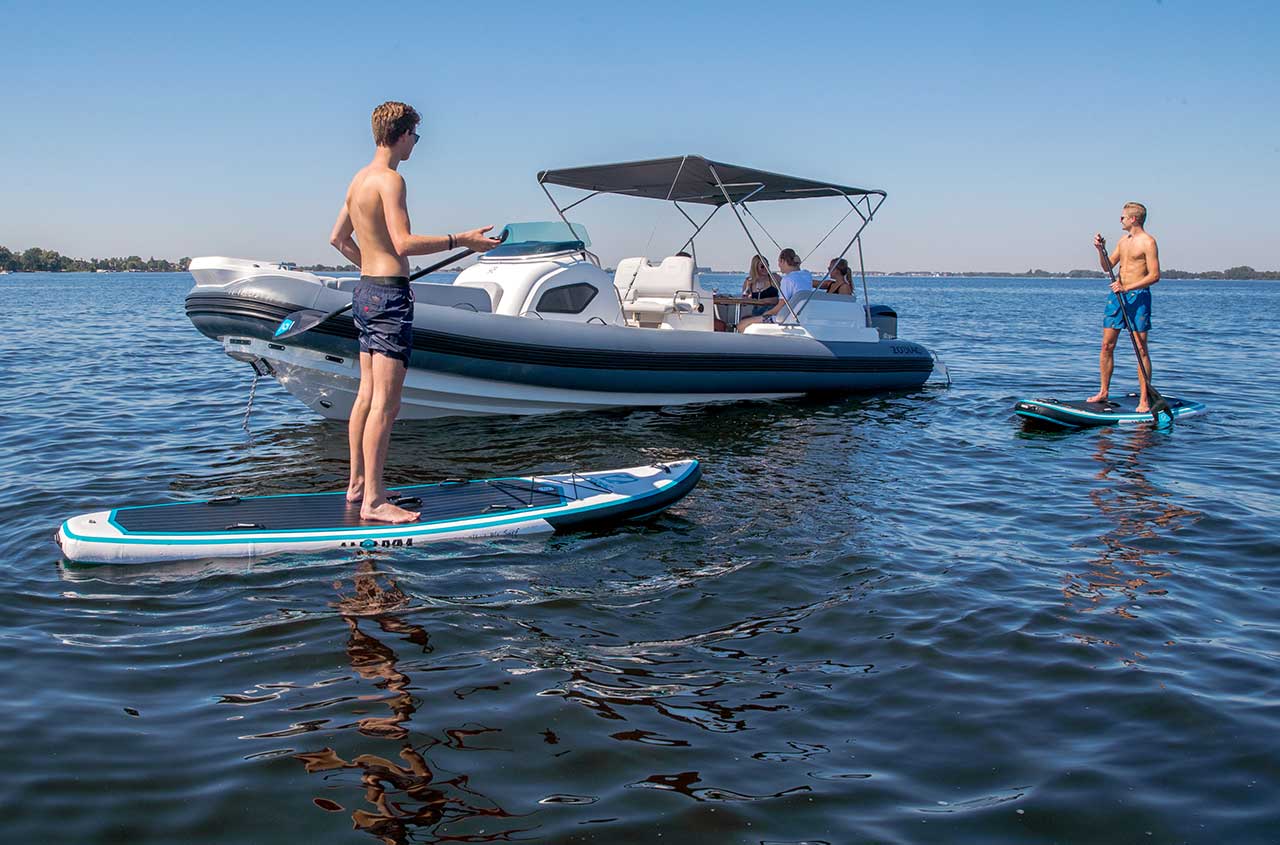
[186,286,935,420]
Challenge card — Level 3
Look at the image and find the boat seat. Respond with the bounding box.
[410,281,493,312]
[787,290,862,324]
[457,280,504,312]
[323,277,495,313]
[614,256,698,323]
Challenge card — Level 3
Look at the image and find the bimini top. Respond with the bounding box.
[538,155,883,206]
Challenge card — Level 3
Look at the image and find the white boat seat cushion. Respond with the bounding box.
[410,281,493,312]
[613,256,696,305]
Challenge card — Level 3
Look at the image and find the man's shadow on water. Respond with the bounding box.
[294,559,526,844]
[1058,426,1201,663]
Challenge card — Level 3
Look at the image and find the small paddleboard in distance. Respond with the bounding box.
[57,460,701,565]
[1014,394,1205,430]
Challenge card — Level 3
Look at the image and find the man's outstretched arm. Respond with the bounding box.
[382,174,501,256]
[329,205,362,266]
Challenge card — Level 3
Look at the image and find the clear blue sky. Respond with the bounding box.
[2,0,1277,271]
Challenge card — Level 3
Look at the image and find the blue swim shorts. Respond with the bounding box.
[1103,288,1151,333]
[353,276,414,365]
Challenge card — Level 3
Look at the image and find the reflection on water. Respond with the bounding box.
[1064,428,1201,659]
[293,560,518,844]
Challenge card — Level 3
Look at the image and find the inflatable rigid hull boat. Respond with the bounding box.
[186,156,940,420]
[57,460,701,565]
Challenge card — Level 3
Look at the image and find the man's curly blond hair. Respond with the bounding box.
[371,101,421,147]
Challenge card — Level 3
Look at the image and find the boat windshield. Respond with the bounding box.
[500,221,591,247]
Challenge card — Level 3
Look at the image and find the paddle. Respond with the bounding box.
[272,235,500,341]
[1101,261,1174,427]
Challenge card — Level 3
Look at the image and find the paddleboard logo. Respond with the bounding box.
[339,538,415,549]
[274,319,294,337]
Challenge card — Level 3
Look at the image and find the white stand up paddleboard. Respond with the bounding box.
[57,460,700,565]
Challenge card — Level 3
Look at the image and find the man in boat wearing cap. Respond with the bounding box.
[329,101,501,523]
[1088,202,1161,413]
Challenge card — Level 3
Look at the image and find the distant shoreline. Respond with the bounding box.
[1,245,1275,282]
[2,267,1278,281]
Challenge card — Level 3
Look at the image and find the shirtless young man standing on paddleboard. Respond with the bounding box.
[1089,202,1161,412]
[329,101,500,523]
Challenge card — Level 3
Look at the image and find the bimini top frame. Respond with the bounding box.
[537,155,887,323]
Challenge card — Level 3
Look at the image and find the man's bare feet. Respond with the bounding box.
[1135,402,1150,413]
[346,483,364,504]
[1086,392,1109,404]
[360,500,420,524]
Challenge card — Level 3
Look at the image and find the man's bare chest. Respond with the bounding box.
[1118,238,1148,267]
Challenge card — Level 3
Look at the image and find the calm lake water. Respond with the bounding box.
[1,271,1277,844]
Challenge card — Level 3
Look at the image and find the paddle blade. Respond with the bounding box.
[1149,390,1175,428]
[273,302,352,340]
[273,309,325,340]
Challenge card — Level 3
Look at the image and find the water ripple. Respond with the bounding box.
[2,273,1278,843]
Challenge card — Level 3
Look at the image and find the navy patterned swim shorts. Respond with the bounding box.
[352,276,414,365]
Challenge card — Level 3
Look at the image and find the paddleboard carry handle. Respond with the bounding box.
[225,522,265,531]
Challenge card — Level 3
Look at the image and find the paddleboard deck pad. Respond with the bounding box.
[1014,394,1205,430]
[57,460,700,565]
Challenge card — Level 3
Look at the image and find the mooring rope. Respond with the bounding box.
[241,370,259,439]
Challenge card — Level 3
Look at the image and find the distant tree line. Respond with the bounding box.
[4,244,1275,280]
[0,245,191,273]
[1158,266,1280,280]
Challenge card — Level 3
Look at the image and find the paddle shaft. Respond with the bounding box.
[410,248,475,280]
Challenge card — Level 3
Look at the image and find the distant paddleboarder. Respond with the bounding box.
[1089,202,1161,412]
[329,101,501,523]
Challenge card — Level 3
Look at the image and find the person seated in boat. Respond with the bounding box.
[740,254,780,315]
[820,258,854,296]
[736,248,812,332]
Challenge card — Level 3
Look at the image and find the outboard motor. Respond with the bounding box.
[869,304,897,339]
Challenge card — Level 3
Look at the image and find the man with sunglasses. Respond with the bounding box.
[329,101,500,523]
[1088,202,1161,412]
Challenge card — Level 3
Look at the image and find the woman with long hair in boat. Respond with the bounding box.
[822,258,854,296]
[741,254,780,316]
